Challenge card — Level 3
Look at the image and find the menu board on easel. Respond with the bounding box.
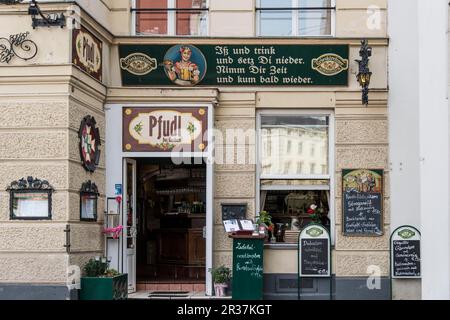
[299,224,330,277]
[342,169,384,236]
[391,226,421,278]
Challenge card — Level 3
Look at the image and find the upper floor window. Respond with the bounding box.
[256,0,334,37]
[133,0,208,36]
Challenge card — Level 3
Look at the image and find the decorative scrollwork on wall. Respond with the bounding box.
[7,176,53,191]
[0,32,38,64]
[80,180,99,195]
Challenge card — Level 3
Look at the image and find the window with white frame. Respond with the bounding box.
[256,0,334,36]
[133,0,208,36]
[258,113,332,244]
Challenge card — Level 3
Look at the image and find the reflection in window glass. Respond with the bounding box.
[258,0,332,36]
[81,195,97,220]
[261,115,329,176]
[299,0,332,35]
[176,0,208,36]
[136,0,168,35]
[136,0,208,35]
[138,0,168,8]
[260,10,292,36]
[297,162,303,174]
[12,192,49,218]
[176,11,208,36]
[137,13,168,35]
[260,189,330,232]
[299,10,332,35]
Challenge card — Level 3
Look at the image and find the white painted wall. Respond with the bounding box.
[105,105,124,272]
[388,3,421,229]
[389,0,450,300]
[417,0,450,300]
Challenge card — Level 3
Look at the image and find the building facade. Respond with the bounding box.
[0,0,405,300]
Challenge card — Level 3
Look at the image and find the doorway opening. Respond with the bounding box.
[131,158,207,292]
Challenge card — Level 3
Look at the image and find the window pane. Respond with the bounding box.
[137,0,168,8]
[261,116,329,176]
[299,9,332,35]
[301,0,331,7]
[261,179,329,187]
[176,11,208,35]
[136,0,168,35]
[299,0,332,35]
[137,12,168,34]
[260,10,292,36]
[260,189,330,234]
[13,193,49,218]
[176,0,207,9]
[261,115,328,126]
[260,0,292,8]
[81,195,97,220]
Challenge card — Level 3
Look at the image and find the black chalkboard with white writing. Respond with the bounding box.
[391,226,421,278]
[232,237,264,300]
[301,238,329,276]
[342,169,384,236]
[298,225,330,278]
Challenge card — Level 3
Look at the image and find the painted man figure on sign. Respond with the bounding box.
[164,46,200,86]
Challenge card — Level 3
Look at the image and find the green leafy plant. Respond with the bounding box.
[83,257,120,278]
[256,210,274,232]
[105,269,120,277]
[187,122,196,134]
[208,265,231,284]
[134,122,143,135]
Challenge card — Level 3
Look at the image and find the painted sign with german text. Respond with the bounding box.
[119,44,349,86]
[73,26,102,81]
[122,107,208,152]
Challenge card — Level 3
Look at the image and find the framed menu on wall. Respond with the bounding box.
[342,169,384,236]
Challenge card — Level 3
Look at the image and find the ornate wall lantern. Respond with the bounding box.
[28,0,66,29]
[80,180,99,221]
[6,176,54,220]
[355,39,372,106]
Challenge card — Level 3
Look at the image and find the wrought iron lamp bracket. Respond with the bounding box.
[355,39,373,106]
[28,0,66,29]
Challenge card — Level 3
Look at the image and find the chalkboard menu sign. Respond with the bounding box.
[342,169,384,236]
[222,203,247,221]
[391,226,421,278]
[299,225,330,277]
[232,237,264,300]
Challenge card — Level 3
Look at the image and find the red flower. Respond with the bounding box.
[307,208,315,215]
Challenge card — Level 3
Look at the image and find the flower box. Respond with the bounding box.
[80,274,128,300]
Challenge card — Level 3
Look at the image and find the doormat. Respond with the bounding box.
[148,291,191,298]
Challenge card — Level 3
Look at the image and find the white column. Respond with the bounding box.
[389,0,421,233]
[389,0,423,299]
[418,0,450,300]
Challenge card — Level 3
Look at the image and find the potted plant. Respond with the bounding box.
[209,265,231,297]
[256,210,275,241]
[79,257,128,300]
